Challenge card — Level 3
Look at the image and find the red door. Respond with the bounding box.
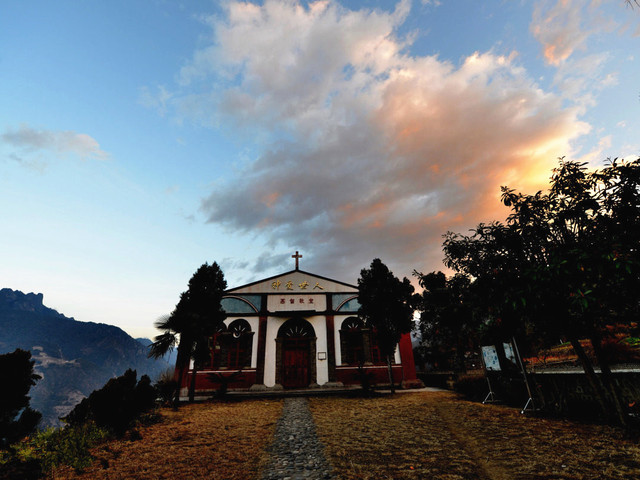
[282,338,310,388]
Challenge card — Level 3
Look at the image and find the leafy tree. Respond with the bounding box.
[149,262,227,404]
[414,271,479,371]
[358,258,415,393]
[443,158,640,427]
[0,349,42,447]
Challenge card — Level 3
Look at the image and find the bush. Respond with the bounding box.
[21,423,107,472]
[155,369,179,405]
[453,374,487,402]
[0,349,42,448]
[64,369,157,436]
[0,423,109,478]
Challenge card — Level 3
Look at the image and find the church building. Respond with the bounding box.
[180,253,421,396]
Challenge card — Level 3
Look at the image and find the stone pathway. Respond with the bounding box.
[261,397,337,480]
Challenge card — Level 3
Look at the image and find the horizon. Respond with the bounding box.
[2,1,639,339]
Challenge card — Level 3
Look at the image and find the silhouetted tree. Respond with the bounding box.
[358,258,415,393]
[414,271,479,371]
[443,158,640,427]
[149,262,227,404]
[0,349,41,447]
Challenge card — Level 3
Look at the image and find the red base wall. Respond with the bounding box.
[335,365,404,385]
[180,369,257,393]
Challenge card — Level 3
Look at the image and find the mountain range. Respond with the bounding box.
[0,288,174,427]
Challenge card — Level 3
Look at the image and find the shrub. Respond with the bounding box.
[64,369,157,436]
[453,374,487,402]
[0,423,109,478]
[155,369,179,405]
[20,423,108,472]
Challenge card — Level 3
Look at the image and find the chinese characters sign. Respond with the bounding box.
[271,279,324,291]
[266,294,325,311]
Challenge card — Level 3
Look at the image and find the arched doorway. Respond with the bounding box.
[276,318,316,388]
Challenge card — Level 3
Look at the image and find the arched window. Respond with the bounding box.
[339,317,388,365]
[340,317,365,365]
[208,319,254,370]
[278,318,315,338]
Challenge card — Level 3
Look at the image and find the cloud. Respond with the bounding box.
[1,124,108,161]
[529,1,630,116]
[530,0,592,66]
[167,1,591,280]
[138,85,173,117]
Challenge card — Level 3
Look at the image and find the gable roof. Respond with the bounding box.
[225,269,357,295]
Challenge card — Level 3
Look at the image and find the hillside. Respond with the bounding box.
[0,288,173,427]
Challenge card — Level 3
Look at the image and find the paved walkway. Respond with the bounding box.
[261,397,336,480]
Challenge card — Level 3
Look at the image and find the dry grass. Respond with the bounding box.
[45,391,640,480]
[49,399,282,480]
[309,391,640,480]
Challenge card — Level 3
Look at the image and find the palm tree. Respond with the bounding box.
[149,308,190,406]
[149,262,227,405]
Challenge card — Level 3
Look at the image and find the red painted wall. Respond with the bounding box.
[180,369,257,393]
[335,365,404,385]
[398,332,418,380]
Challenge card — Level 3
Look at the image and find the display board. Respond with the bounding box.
[503,342,517,365]
[481,345,501,371]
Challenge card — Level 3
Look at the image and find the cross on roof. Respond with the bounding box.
[292,251,302,270]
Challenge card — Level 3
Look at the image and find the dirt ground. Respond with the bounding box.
[310,390,640,480]
[50,391,640,480]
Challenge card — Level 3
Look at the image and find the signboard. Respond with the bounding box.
[481,345,501,371]
[503,342,517,365]
[267,294,325,311]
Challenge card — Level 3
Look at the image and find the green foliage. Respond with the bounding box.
[11,423,109,473]
[64,369,156,436]
[0,349,42,448]
[1,369,159,476]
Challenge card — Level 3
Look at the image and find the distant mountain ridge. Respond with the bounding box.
[136,337,178,365]
[0,288,173,427]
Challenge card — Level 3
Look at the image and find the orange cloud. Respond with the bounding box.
[191,1,594,280]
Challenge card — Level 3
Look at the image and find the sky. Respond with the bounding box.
[1,0,639,339]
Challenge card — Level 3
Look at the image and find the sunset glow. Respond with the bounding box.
[1,1,638,338]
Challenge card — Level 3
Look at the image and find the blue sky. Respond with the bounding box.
[1,0,638,339]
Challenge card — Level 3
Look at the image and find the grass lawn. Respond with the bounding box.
[310,391,640,480]
[49,399,283,480]
[49,391,640,479]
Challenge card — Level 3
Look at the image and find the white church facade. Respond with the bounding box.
[179,256,421,395]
